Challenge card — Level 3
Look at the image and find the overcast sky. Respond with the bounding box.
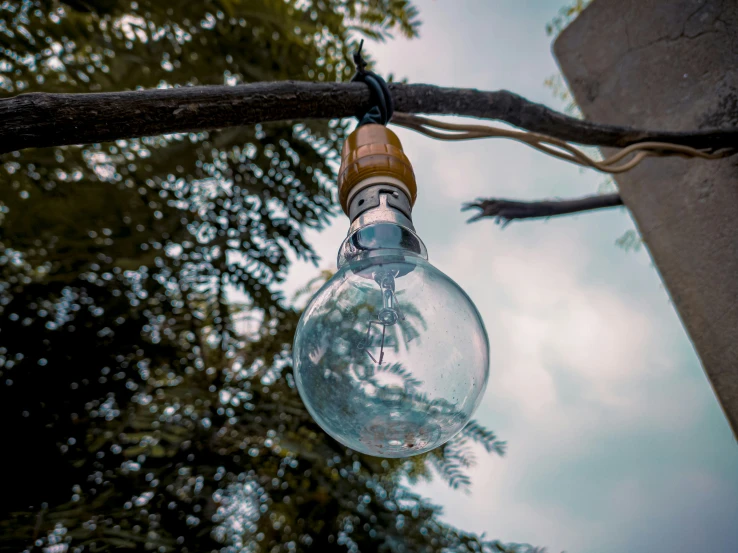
[283,1,738,551]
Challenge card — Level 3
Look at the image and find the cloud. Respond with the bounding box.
[280,2,738,552]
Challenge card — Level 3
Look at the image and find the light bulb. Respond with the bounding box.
[293,125,489,458]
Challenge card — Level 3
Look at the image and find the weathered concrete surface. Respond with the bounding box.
[555,0,738,438]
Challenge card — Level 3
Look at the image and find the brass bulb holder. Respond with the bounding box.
[337,124,417,217]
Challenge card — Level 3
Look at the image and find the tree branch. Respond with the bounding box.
[0,82,735,154]
[462,193,624,224]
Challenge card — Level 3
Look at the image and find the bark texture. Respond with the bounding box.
[1,81,736,154]
[555,0,738,438]
[463,194,623,223]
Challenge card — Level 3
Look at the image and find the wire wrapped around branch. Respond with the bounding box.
[392,113,733,174]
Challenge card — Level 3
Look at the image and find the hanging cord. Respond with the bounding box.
[351,40,394,127]
[391,112,733,174]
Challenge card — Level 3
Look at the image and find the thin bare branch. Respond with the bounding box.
[462,193,624,225]
[0,82,735,154]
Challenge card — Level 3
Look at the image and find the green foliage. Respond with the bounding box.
[614,229,643,252]
[544,0,591,37]
[542,0,592,118]
[0,1,534,552]
[543,0,591,119]
[542,74,581,118]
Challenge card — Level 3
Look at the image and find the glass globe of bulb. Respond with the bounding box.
[293,219,490,458]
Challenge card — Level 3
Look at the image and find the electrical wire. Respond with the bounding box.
[391,112,733,174]
[351,40,394,127]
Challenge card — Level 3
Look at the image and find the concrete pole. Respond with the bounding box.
[554,0,738,438]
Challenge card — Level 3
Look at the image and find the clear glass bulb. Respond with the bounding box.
[293,220,490,458]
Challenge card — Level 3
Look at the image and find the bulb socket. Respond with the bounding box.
[337,124,417,216]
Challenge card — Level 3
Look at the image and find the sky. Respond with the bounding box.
[284,1,738,552]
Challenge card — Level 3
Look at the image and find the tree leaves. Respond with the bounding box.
[545,0,592,37]
[0,1,535,552]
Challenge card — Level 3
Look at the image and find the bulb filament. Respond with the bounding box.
[358,272,405,365]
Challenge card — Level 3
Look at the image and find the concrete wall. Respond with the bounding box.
[554,0,738,437]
